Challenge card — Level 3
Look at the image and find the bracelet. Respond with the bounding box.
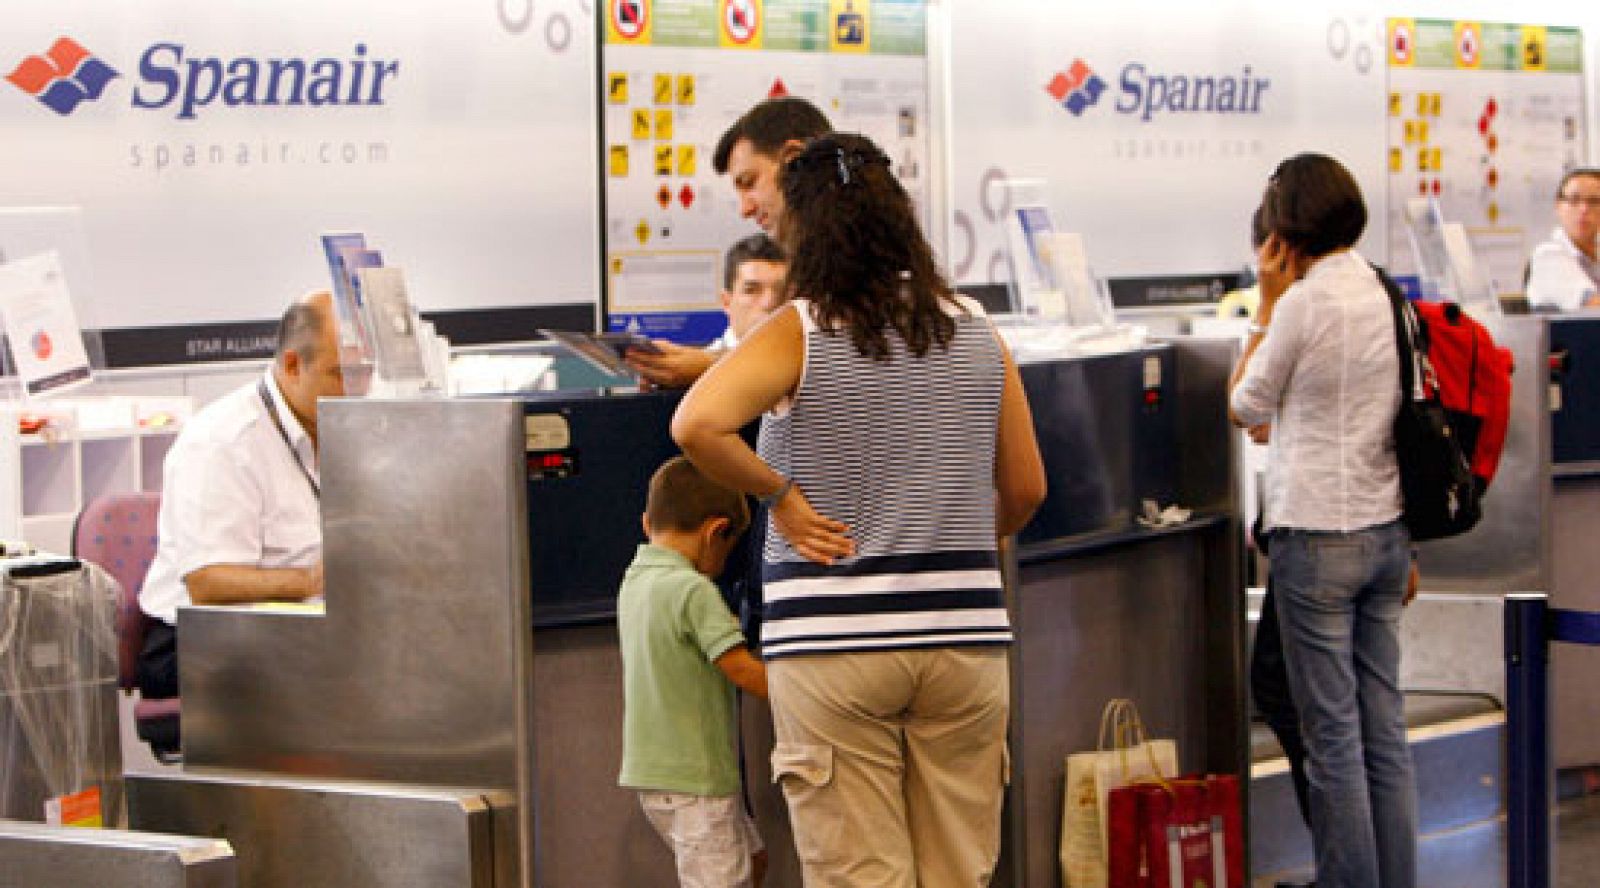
[757,477,794,508]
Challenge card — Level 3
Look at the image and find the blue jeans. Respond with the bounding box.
[1269,520,1417,888]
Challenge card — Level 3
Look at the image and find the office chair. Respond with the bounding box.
[71,492,181,763]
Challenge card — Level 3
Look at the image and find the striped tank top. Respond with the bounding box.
[756,294,1009,659]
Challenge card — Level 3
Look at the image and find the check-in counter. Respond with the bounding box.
[1544,314,1600,769]
[130,337,1249,888]
[998,339,1246,888]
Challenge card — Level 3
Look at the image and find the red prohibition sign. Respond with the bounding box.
[723,0,759,45]
[612,0,649,40]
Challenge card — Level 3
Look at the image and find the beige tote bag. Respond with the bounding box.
[1060,698,1179,888]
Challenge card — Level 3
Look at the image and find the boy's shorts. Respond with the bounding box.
[638,791,764,888]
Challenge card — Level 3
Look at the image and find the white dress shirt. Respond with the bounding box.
[1526,226,1600,312]
[1230,250,1402,533]
[139,371,321,625]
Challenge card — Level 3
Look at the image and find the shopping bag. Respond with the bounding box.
[1106,774,1244,888]
[1060,699,1180,888]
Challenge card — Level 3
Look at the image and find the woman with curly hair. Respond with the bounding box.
[672,132,1046,886]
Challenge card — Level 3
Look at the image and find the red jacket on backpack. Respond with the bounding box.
[1413,301,1514,490]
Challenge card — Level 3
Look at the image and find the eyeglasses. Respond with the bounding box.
[1558,195,1600,209]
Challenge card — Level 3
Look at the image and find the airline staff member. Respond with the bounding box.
[711,233,788,352]
[1527,167,1600,311]
[138,292,348,704]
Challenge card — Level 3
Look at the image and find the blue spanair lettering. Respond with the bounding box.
[130,42,400,121]
[1114,61,1270,122]
[131,43,181,110]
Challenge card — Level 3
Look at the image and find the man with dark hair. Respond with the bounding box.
[713,96,832,236]
[1527,167,1600,311]
[627,97,830,388]
[138,291,349,707]
[712,233,787,351]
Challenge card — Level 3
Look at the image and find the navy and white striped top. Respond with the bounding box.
[756,295,1009,659]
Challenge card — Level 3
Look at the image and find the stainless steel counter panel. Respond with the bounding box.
[0,820,236,887]
[127,771,503,888]
[179,397,530,787]
[173,397,533,885]
[1414,316,1551,592]
[998,338,1245,888]
[1015,346,1179,543]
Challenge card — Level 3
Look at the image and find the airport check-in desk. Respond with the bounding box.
[1544,315,1600,769]
[130,339,1247,888]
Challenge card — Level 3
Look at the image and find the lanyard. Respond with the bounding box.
[257,380,321,500]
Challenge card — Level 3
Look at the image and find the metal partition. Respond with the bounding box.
[1416,316,1551,592]
[128,771,508,888]
[169,397,533,885]
[999,339,1245,888]
[0,820,236,887]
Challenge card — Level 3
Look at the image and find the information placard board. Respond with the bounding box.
[600,0,932,343]
[1384,18,1587,298]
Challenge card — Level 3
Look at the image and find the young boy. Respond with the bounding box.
[618,456,768,888]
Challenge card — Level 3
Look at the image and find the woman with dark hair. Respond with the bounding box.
[1230,153,1418,888]
[672,132,1046,885]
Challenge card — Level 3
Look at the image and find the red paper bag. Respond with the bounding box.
[1105,774,1243,888]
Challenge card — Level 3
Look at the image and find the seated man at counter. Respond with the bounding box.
[137,291,347,701]
[627,96,831,387]
[1527,167,1600,311]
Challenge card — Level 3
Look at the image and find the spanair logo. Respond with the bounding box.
[1044,59,1105,117]
[8,40,400,122]
[6,37,119,116]
[1046,56,1271,123]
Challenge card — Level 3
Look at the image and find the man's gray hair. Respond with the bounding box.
[275,298,326,362]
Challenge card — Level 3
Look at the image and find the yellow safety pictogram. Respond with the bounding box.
[609,145,629,177]
[607,73,628,104]
[677,74,695,105]
[632,108,651,140]
[654,144,673,176]
[677,144,696,177]
[654,108,674,141]
[654,73,673,104]
[1522,26,1547,71]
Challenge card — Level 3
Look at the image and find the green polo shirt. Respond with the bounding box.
[617,543,747,796]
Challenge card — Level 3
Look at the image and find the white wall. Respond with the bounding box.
[939,0,1600,285]
[0,0,597,335]
[3,1,1596,382]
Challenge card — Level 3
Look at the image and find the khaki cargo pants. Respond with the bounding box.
[768,647,1010,887]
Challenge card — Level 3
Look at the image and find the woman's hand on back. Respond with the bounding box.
[770,485,855,565]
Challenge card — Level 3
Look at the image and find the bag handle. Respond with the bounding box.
[1374,262,1437,403]
[1097,698,1133,753]
[1097,698,1174,789]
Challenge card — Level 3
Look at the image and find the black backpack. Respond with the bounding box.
[1375,266,1482,542]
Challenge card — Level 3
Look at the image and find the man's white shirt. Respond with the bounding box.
[139,371,321,625]
[1527,226,1600,312]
